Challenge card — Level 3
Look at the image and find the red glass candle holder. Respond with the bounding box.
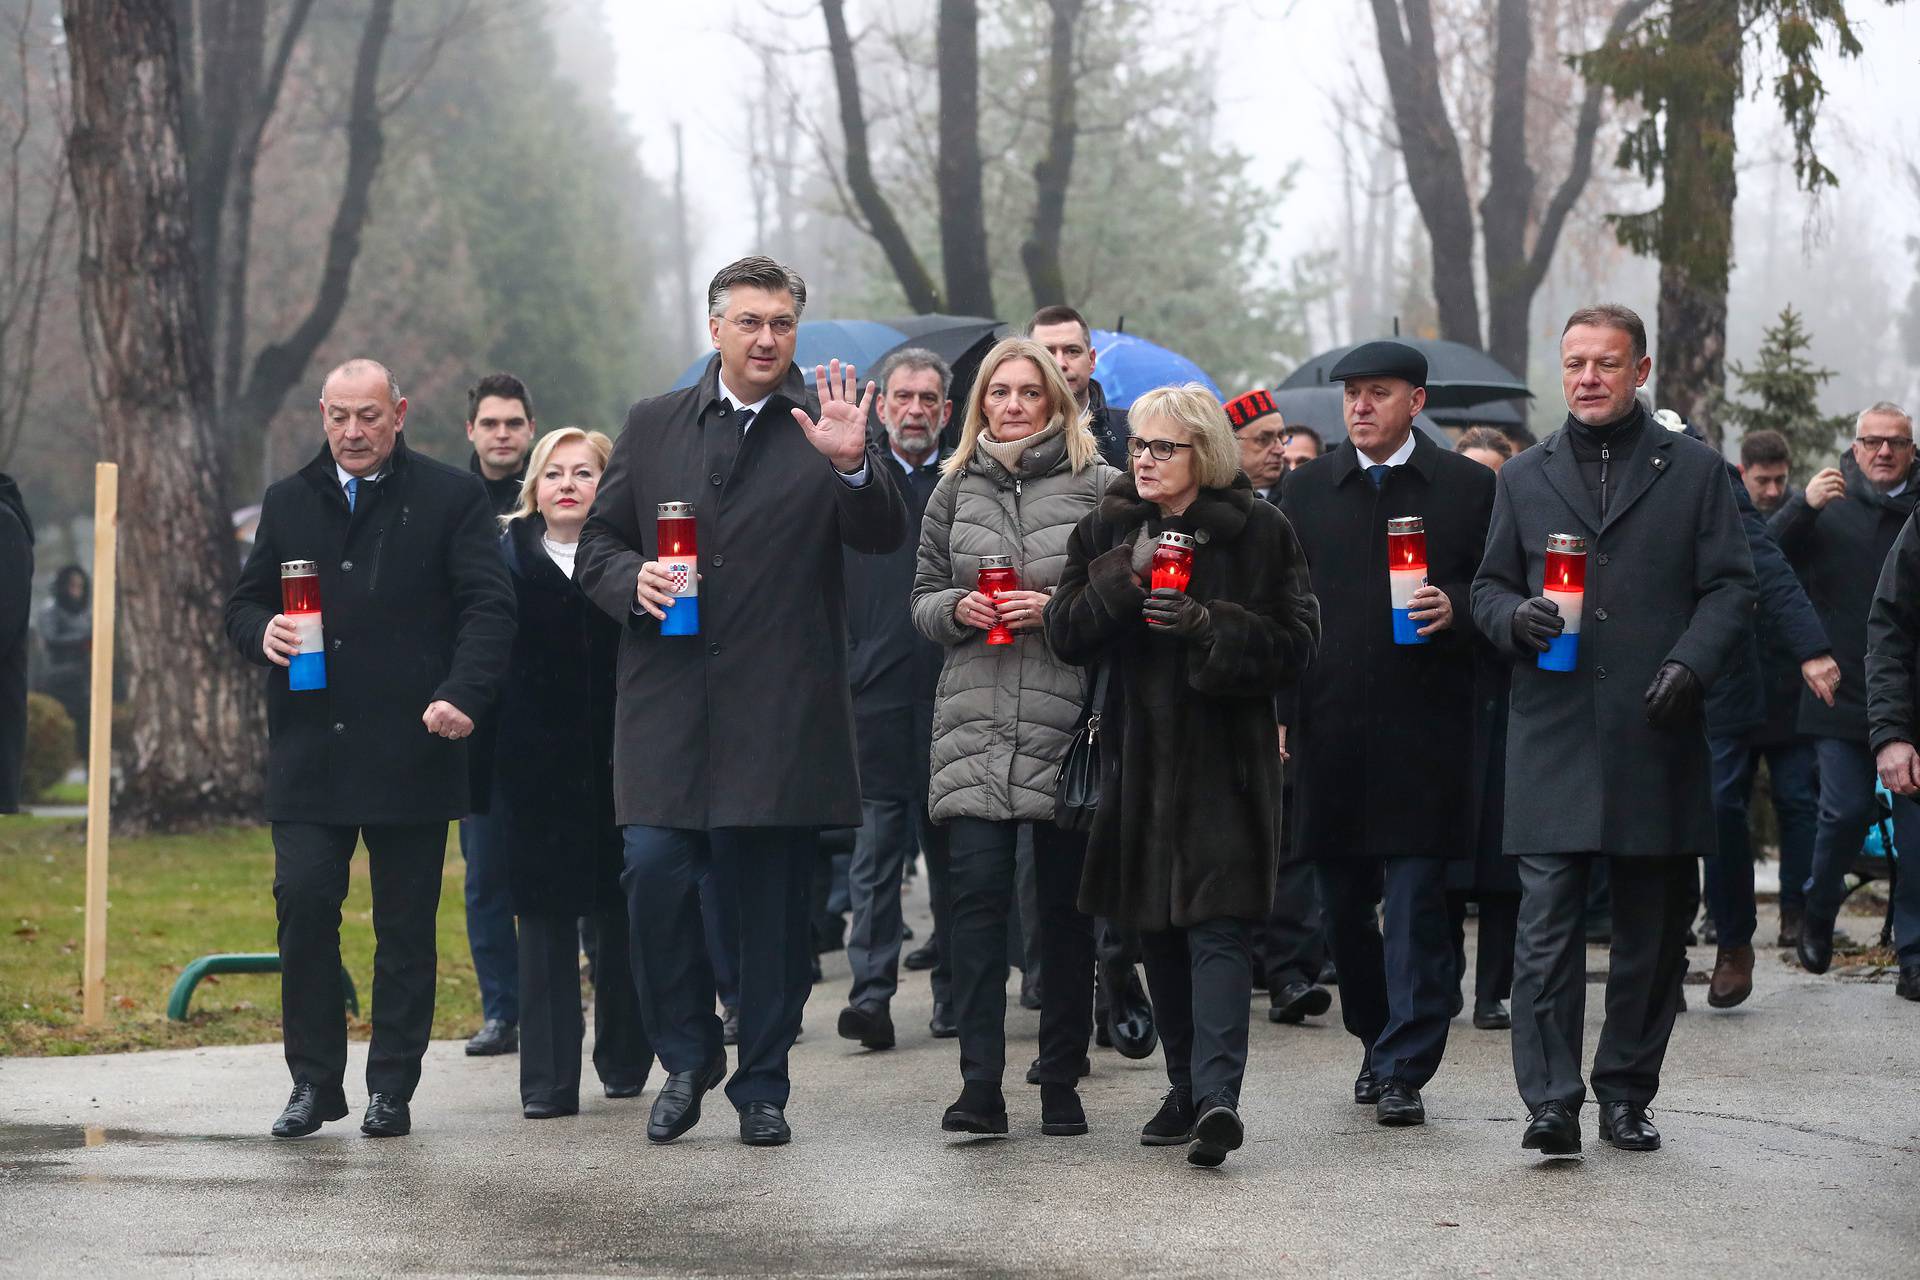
[979,554,1019,646]
[1150,531,1195,594]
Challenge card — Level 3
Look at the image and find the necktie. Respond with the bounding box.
[1368,464,1390,490]
[346,476,359,511]
[735,406,756,434]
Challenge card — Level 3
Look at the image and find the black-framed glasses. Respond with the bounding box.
[1126,437,1195,461]
[1855,435,1915,454]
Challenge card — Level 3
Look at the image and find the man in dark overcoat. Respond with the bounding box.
[576,256,906,1147]
[1473,306,1755,1156]
[1279,341,1496,1127]
[1771,402,1920,980]
[226,358,515,1140]
[0,472,32,813]
[836,346,951,1050]
[1864,501,1920,1000]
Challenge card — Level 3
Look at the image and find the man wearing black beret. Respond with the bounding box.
[1279,339,1496,1127]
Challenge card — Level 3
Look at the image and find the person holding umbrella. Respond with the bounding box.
[1278,340,1496,1128]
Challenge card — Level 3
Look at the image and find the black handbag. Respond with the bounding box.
[1053,661,1111,832]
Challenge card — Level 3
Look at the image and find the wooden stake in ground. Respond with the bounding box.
[82,462,118,1027]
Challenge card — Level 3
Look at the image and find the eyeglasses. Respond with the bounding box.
[1237,429,1285,449]
[1126,437,1195,461]
[1855,436,1915,454]
[725,315,797,337]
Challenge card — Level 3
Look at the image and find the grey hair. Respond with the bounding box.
[1130,382,1241,489]
[323,358,402,405]
[706,255,808,320]
[1857,401,1913,433]
[872,346,953,400]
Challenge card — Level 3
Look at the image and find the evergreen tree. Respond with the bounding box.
[1723,305,1852,473]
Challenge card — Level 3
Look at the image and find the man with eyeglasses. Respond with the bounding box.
[1772,401,1920,984]
[577,255,907,1147]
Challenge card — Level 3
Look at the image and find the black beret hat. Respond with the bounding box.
[1328,340,1427,389]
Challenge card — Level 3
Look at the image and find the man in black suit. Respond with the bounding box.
[0,472,32,813]
[1279,344,1496,1128]
[226,358,515,1139]
[577,256,906,1147]
[1224,388,1331,1027]
[836,348,952,1050]
[1474,305,1755,1155]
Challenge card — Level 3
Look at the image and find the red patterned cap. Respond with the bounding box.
[1223,388,1278,430]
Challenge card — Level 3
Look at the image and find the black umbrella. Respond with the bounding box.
[1279,337,1531,411]
[1268,386,1452,450]
[1423,395,1537,443]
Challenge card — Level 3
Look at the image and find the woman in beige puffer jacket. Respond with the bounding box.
[911,336,1120,1139]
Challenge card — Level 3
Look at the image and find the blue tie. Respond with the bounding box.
[346,477,359,512]
[1368,464,1390,490]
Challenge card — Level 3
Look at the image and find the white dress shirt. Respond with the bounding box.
[1356,431,1419,470]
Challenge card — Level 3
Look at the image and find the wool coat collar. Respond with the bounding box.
[1097,471,1256,545]
[1538,403,1677,535]
[1324,427,1443,489]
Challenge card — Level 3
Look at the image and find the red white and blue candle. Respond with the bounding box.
[657,501,699,637]
[1387,516,1429,646]
[280,560,326,691]
[1539,533,1586,672]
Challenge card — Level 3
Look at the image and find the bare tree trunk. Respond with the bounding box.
[224,0,393,482]
[62,0,262,829]
[1479,0,1533,372]
[820,0,941,313]
[1021,0,1081,309]
[936,0,992,316]
[1368,0,1481,347]
[1654,0,1738,444]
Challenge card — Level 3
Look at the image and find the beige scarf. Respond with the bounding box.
[975,419,1063,475]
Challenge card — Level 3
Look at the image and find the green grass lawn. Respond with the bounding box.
[0,817,482,1056]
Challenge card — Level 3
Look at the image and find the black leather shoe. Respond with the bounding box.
[928,1001,958,1038]
[522,1100,577,1120]
[1375,1081,1425,1127]
[1353,1067,1384,1105]
[1598,1101,1661,1151]
[1040,1083,1087,1137]
[1104,964,1158,1060]
[942,1080,1008,1135]
[1797,913,1835,974]
[836,1002,896,1050]
[1318,961,1339,986]
[270,1083,348,1138]
[1473,999,1511,1030]
[903,936,937,971]
[360,1093,410,1137]
[464,1019,518,1056]
[1521,1100,1581,1155]
[1026,1055,1090,1085]
[1141,1085,1194,1146]
[1898,963,1920,1002]
[739,1101,791,1146]
[721,1005,740,1046]
[603,1081,644,1100]
[647,1054,727,1144]
[1187,1094,1243,1168]
[1268,980,1332,1024]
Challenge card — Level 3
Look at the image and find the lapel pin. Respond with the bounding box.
[1652,457,1666,469]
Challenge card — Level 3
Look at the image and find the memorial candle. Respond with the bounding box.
[978,554,1019,646]
[1539,533,1586,672]
[280,560,327,691]
[656,502,700,636]
[1387,516,1430,646]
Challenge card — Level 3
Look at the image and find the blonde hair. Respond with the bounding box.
[942,337,1098,477]
[502,427,614,528]
[1131,383,1240,489]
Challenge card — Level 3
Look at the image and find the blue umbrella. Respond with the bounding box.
[670,319,910,391]
[1088,330,1219,409]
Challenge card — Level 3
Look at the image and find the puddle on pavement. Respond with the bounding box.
[0,1122,259,1157]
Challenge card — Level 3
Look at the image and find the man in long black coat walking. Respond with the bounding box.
[577,256,906,1148]
[1280,341,1496,1128]
[0,472,32,813]
[1474,306,1755,1156]
[226,358,516,1140]
[836,347,951,1050]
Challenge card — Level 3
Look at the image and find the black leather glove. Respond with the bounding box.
[1142,587,1212,641]
[1510,596,1564,653]
[1644,660,1703,730]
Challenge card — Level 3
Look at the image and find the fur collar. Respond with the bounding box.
[1098,472,1256,544]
